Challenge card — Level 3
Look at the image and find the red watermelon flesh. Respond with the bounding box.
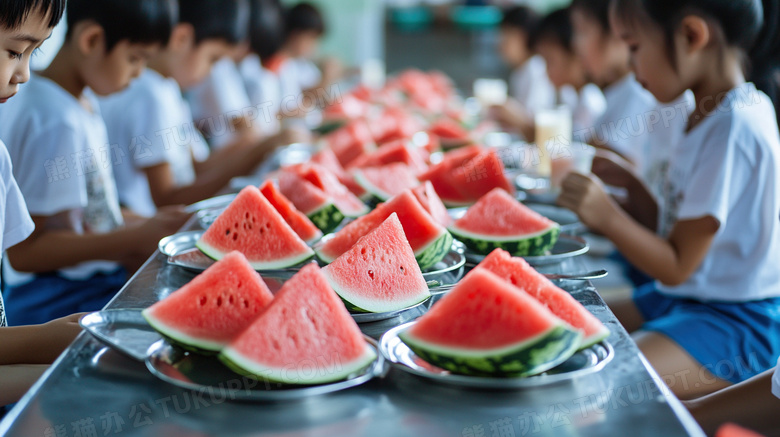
[716,424,766,437]
[259,180,322,243]
[429,118,470,141]
[479,249,610,348]
[453,188,555,237]
[349,139,428,175]
[327,120,377,168]
[450,149,515,201]
[219,264,376,384]
[196,186,314,269]
[311,148,367,198]
[143,251,274,352]
[404,268,565,349]
[353,164,420,201]
[295,164,369,217]
[322,213,430,313]
[413,181,451,227]
[419,145,484,205]
[315,190,446,263]
[277,171,331,216]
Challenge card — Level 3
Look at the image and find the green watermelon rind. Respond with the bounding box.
[196,240,315,271]
[414,230,453,271]
[306,203,345,234]
[142,310,224,354]
[580,325,611,350]
[217,344,377,385]
[352,169,394,203]
[399,324,582,377]
[448,224,560,257]
[322,268,431,314]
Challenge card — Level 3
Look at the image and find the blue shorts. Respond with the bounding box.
[634,283,780,383]
[3,268,127,326]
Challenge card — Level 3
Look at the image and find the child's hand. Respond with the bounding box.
[37,313,87,360]
[557,172,620,233]
[591,149,639,190]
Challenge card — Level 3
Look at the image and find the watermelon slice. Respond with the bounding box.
[219,264,376,384]
[412,181,451,227]
[399,268,581,377]
[322,213,430,313]
[479,249,610,348]
[327,120,377,168]
[277,171,345,234]
[349,139,428,175]
[311,148,367,199]
[715,424,766,437]
[259,180,323,244]
[353,163,420,202]
[315,190,453,270]
[419,145,484,206]
[449,149,515,201]
[143,252,274,353]
[293,164,369,218]
[449,188,560,257]
[196,186,314,269]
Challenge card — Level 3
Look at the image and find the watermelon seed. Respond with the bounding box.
[241,298,248,308]
[399,265,405,274]
[199,296,207,306]
[368,270,375,280]
[245,212,250,219]
[228,295,235,304]
[265,223,271,229]
[225,229,230,236]
[216,296,223,307]
[233,233,238,241]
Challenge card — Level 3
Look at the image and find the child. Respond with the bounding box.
[532,7,607,134]
[101,0,301,218]
[0,0,190,327]
[560,0,780,399]
[492,6,556,140]
[0,0,86,407]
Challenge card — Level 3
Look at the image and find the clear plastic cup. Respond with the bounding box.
[550,142,596,189]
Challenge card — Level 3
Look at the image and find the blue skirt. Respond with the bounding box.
[3,268,127,326]
[634,283,780,383]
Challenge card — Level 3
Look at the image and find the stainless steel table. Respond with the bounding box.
[0,237,705,437]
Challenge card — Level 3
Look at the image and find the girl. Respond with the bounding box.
[560,0,780,399]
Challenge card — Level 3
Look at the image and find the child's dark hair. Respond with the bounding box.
[285,2,325,36]
[179,0,249,45]
[501,6,541,46]
[249,0,285,61]
[66,0,177,51]
[750,0,780,121]
[532,8,574,53]
[571,0,612,32]
[0,0,65,30]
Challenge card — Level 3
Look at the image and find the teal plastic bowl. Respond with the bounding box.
[451,6,502,30]
[390,7,434,32]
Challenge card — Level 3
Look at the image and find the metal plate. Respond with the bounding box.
[448,204,583,236]
[80,309,162,362]
[184,194,238,214]
[145,336,384,402]
[380,322,614,390]
[159,231,317,274]
[350,297,430,323]
[462,234,589,266]
[421,242,466,290]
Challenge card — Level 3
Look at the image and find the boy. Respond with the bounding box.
[0,0,189,327]
[101,0,301,218]
[1,0,82,407]
[492,6,556,140]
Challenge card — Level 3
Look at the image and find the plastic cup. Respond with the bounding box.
[550,142,596,189]
[473,78,508,107]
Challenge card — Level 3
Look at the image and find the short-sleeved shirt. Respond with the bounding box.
[559,83,607,134]
[186,58,252,150]
[240,54,283,136]
[0,75,124,284]
[101,69,209,217]
[657,83,780,302]
[0,140,36,326]
[510,55,556,118]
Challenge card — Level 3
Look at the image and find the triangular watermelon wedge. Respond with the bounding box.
[277,171,345,234]
[196,186,314,270]
[326,120,377,168]
[143,252,274,353]
[450,149,515,201]
[259,180,323,244]
[352,163,420,202]
[449,188,560,257]
[219,264,377,384]
[314,190,453,270]
[412,181,451,227]
[349,139,428,175]
[294,163,369,218]
[419,145,483,206]
[478,249,610,348]
[311,148,368,199]
[322,213,431,313]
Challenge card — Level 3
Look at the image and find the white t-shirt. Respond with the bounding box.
[559,83,607,134]
[186,58,252,150]
[101,69,209,217]
[287,57,322,91]
[0,75,124,283]
[589,73,656,166]
[657,83,780,302]
[0,140,36,327]
[510,55,556,116]
[240,54,282,136]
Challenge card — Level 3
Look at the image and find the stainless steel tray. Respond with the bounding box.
[448,203,584,236]
[380,322,613,390]
[145,336,384,402]
[80,309,162,362]
[463,234,589,266]
[350,298,430,323]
